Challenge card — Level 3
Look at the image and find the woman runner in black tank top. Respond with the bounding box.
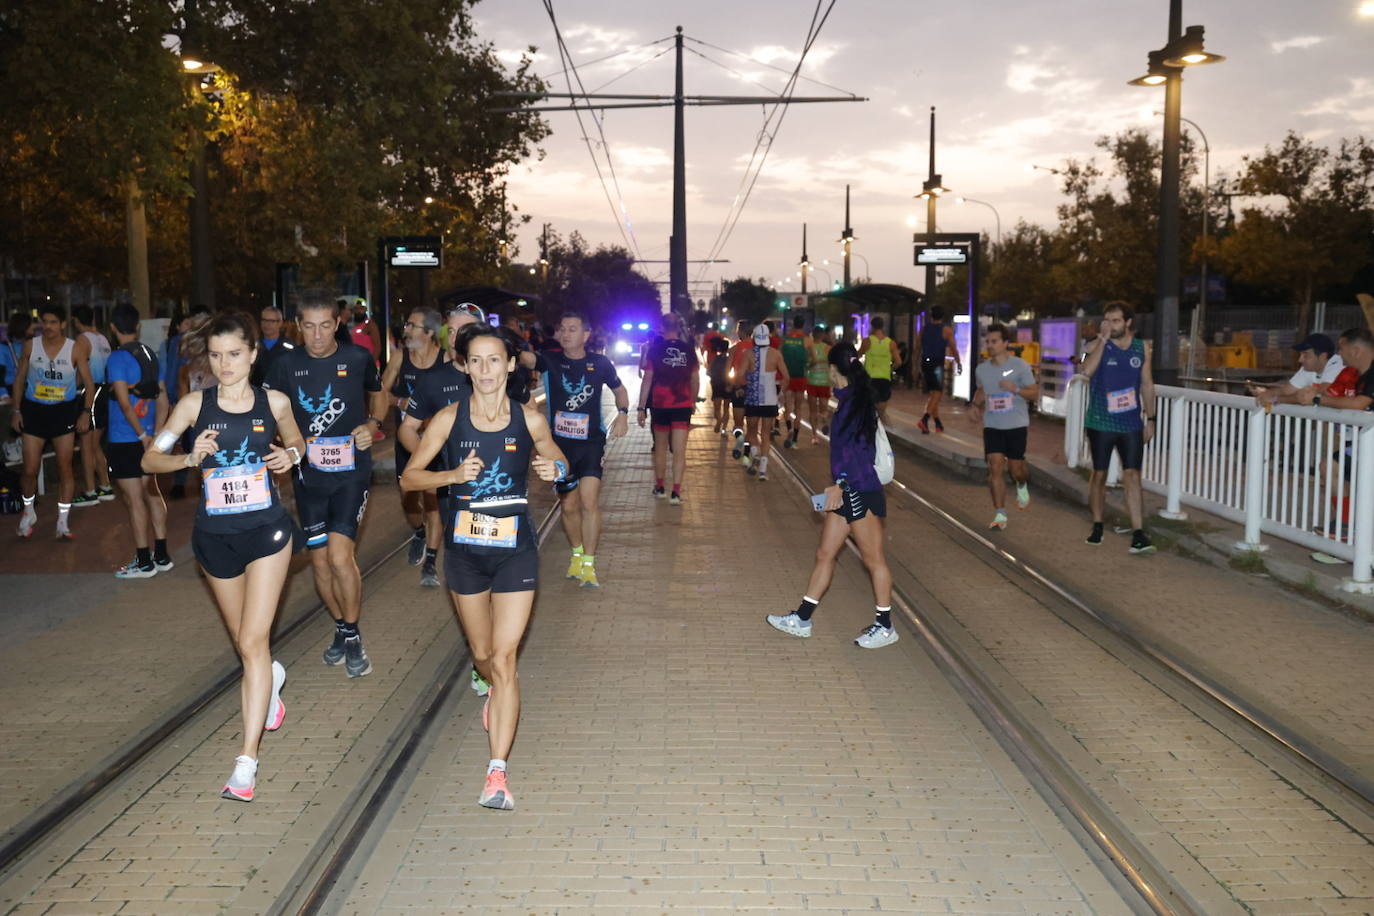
[400,325,568,812]
[142,313,306,803]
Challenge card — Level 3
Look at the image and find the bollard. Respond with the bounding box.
[1234,405,1268,553]
[1343,424,1374,593]
[1161,395,1187,520]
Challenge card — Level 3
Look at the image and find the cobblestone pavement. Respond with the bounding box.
[341,422,1125,915]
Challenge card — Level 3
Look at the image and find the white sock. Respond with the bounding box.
[57,503,71,524]
[758,456,769,474]
[488,758,507,774]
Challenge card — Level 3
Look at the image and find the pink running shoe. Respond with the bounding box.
[479,768,515,810]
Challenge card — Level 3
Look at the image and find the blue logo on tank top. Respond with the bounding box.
[469,456,514,499]
[296,384,348,438]
[561,372,593,410]
[212,436,261,467]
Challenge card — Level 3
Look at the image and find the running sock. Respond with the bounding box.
[338,620,359,639]
[795,596,820,621]
[655,477,665,489]
[488,758,507,774]
[875,606,892,629]
[757,456,769,475]
[412,524,425,539]
[154,538,169,558]
[570,546,584,558]
[671,484,681,497]
[22,495,34,507]
[57,503,71,524]
[581,553,595,566]
[424,547,437,563]
[136,547,152,567]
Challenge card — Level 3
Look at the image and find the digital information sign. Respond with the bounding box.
[915,245,968,266]
[386,237,442,269]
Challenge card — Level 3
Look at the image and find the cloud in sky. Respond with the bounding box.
[1302,78,1374,129]
[1270,35,1325,53]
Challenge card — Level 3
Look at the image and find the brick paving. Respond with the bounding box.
[777,440,1374,915]
[342,420,1123,914]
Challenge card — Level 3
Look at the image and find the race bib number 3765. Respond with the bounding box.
[308,435,355,472]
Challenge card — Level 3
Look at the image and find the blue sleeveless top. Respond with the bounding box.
[1086,338,1145,432]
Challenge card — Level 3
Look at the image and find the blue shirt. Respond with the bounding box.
[106,348,158,443]
[0,338,20,390]
[829,386,880,491]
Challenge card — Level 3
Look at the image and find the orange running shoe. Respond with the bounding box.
[479,768,514,810]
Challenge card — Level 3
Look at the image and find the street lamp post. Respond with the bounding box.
[838,184,856,288]
[916,107,951,305]
[1130,0,1224,386]
[1158,112,1211,376]
[955,197,1002,245]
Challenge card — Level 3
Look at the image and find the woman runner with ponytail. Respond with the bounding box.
[766,341,897,648]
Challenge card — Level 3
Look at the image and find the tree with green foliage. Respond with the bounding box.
[526,229,660,332]
[1213,132,1374,334]
[718,277,776,326]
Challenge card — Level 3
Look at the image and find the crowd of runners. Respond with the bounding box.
[4,295,1164,810]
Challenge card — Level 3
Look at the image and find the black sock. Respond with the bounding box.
[412,525,425,539]
[153,538,169,559]
[136,547,152,567]
[424,547,437,562]
[339,621,359,639]
[795,596,819,621]
[921,412,929,422]
[875,606,892,629]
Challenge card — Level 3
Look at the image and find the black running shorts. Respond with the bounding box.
[105,440,147,480]
[296,475,370,548]
[921,359,943,392]
[650,406,693,430]
[710,381,731,401]
[192,517,301,579]
[983,426,1029,462]
[20,397,80,441]
[832,485,886,523]
[744,404,779,419]
[555,437,605,481]
[871,378,893,403]
[444,544,539,595]
[1086,427,1145,472]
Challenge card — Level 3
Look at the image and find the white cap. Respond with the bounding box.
[752,324,771,345]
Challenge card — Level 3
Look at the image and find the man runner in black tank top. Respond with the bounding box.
[264,298,386,677]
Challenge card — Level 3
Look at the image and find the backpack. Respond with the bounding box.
[873,419,894,485]
[93,342,160,427]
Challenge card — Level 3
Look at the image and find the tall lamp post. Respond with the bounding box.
[1158,112,1211,376]
[955,197,1002,245]
[838,184,856,289]
[916,107,951,306]
[1129,2,1225,386]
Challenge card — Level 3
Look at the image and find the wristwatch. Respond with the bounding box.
[618,407,629,415]
[1313,396,1322,408]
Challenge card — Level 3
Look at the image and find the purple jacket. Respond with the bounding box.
[830,386,880,491]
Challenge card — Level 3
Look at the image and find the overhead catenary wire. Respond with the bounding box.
[685,34,858,99]
[539,0,643,258]
[695,0,841,279]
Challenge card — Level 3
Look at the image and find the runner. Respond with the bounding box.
[637,312,699,504]
[537,312,629,587]
[9,304,96,540]
[918,306,961,433]
[969,323,1037,531]
[780,315,810,449]
[805,326,832,443]
[706,336,732,435]
[859,316,901,425]
[728,319,751,461]
[103,304,172,578]
[1081,301,1156,554]
[381,307,446,578]
[72,306,114,507]
[737,323,790,481]
[349,298,382,366]
[767,341,897,648]
[400,324,569,811]
[141,311,304,801]
[265,297,386,676]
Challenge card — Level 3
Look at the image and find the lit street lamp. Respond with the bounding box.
[955,197,1002,245]
[1129,0,1224,386]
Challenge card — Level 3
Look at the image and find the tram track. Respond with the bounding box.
[771,432,1374,915]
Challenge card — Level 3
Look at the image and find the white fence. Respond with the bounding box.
[1065,377,1374,592]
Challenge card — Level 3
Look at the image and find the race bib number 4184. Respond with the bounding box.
[204,463,272,515]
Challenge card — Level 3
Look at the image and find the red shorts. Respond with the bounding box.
[786,378,807,393]
[806,384,831,400]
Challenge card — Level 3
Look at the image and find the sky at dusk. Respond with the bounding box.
[475,0,1374,302]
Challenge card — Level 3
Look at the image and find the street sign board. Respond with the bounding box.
[915,246,968,266]
[385,236,442,269]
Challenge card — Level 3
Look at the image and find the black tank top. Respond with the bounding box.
[193,386,286,533]
[391,348,429,402]
[443,395,535,553]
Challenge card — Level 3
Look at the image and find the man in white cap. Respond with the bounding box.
[735,323,791,481]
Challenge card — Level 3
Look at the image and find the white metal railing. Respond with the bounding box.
[1065,376,1374,592]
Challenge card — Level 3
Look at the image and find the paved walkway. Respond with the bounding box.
[341,422,1121,914]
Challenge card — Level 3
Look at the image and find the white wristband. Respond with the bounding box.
[286,446,302,467]
[153,430,178,453]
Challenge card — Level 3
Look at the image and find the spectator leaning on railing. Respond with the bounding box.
[1250,333,1344,406]
[1297,328,1374,411]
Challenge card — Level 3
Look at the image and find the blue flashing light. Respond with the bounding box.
[621,322,633,330]
[637,322,650,330]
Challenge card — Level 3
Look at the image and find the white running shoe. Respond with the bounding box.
[766,612,812,638]
[17,508,36,538]
[989,511,1008,530]
[222,755,257,802]
[265,661,287,731]
[1015,483,1030,509]
[114,558,157,579]
[854,623,899,649]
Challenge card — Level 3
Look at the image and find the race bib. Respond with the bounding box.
[554,410,590,440]
[33,384,65,403]
[987,393,1014,414]
[308,435,355,472]
[203,463,272,515]
[453,511,519,549]
[1107,388,1139,414]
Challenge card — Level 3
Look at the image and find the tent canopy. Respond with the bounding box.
[815,283,923,313]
